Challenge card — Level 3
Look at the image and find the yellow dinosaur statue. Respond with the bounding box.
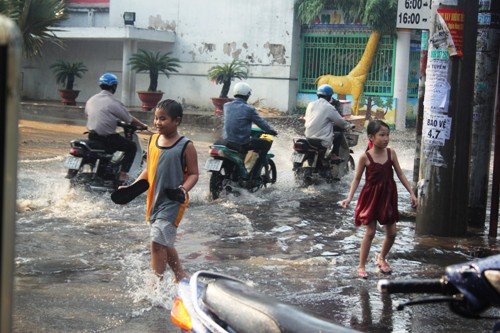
[315,31,381,115]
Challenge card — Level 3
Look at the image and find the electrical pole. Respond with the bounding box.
[468,0,500,228]
[416,0,478,236]
[412,30,429,190]
[0,15,21,333]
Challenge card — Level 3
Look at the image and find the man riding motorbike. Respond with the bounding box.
[85,73,148,182]
[303,84,352,163]
[220,82,278,177]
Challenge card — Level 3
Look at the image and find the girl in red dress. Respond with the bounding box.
[341,120,417,279]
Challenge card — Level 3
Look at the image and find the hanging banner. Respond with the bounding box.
[437,8,465,57]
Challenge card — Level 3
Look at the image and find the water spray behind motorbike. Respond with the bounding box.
[63,121,148,192]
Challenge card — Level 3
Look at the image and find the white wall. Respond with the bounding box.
[110,0,299,111]
[22,0,301,112]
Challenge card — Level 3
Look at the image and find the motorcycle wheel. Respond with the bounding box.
[249,159,277,192]
[293,162,314,187]
[209,163,231,200]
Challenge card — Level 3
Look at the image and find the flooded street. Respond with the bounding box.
[13,119,499,332]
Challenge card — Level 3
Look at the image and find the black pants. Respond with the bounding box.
[217,138,271,176]
[89,132,137,172]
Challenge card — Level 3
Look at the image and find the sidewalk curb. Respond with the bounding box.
[20,101,299,129]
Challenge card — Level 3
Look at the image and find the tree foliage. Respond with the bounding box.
[128,49,181,92]
[50,60,88,90]
[207,59,248,98]
[295,0,396,35]
[0,0,68,58]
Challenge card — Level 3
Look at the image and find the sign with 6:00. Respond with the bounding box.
[397,0,432,30]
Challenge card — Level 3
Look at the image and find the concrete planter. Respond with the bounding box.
[211,97,233,116]
[137,91,163,111]
[58,89,80,106]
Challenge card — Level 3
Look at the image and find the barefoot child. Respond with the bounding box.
[341,120,417,279]
[128,99,199,282]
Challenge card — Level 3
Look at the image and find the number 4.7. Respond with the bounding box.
[427,129,441,139]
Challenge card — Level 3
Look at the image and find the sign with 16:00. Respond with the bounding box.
[397,0,432,30]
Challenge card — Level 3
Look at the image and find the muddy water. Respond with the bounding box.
[13,120,499,332]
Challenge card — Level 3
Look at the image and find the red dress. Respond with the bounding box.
[354,148,399,226]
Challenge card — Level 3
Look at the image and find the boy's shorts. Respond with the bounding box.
[150,218,177,247]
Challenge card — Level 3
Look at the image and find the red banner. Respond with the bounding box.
[437,8,464,57]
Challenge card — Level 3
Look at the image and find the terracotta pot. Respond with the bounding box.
[211,97,234,116]
[137,91,164,111]
[58,89,80,106]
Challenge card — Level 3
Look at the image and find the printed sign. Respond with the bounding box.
[396,0,432,30]
[422,111,452,146]
[437,8,464,57]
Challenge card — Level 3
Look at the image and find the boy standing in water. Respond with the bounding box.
[128,99,199,282]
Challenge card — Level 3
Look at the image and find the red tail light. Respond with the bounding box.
[209,148,221,156]
[293,142,307,152]
[70,148,83,157]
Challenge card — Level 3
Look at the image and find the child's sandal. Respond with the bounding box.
[376,254,392,274]
[357,267,368,279]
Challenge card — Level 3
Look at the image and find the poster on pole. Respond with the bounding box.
[437,8,464,57]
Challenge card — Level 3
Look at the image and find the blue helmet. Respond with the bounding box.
[99,73,118,86]
[317,84,333,97]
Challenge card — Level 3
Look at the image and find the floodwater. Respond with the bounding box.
[13,119,499,332]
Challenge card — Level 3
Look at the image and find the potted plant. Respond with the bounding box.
[207,59,248,115]
[128,49,181,111]
[50,60,88,105]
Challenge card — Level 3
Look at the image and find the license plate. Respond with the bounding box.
[64,156,83,170]
[204,158,223,171]
[292,152,305,163]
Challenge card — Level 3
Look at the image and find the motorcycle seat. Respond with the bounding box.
[305,138,327,152]
[204,279,354,333]
[71,139,108,153]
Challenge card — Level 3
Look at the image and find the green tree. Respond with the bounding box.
[128,49,181,92]
[295,0,396,35]
[1,0,68,58]
[207,59,248,98]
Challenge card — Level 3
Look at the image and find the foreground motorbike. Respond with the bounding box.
[205,128,277,200]
[378,254,500,321]
[171,271,357,333]
[64,121,146,191]
[292,126,358,186]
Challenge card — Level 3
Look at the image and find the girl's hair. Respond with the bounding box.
[156,99,183,120]
[367,119,390,136]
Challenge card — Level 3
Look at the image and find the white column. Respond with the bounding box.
[121,38,137,107]
[393,29,411,130]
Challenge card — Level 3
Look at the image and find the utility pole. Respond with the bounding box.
[416,0,478,236]
[412,30,429,190]
[490,54,500,237]
[0,15,21,333]
[468,0,500,228]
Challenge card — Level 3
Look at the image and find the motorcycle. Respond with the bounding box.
[205,128,277,200]
[63,121,147,192]
[378,254,500,320]
[170,270,358,333]
[292,126,358,186]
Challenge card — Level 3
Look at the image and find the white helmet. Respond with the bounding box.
[233,82,252,97]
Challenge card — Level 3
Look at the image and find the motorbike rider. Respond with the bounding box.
[303,84,353,162]
[85,73,148,182]
[221,82,278,176]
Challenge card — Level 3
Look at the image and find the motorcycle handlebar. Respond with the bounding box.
[378,278,448,294]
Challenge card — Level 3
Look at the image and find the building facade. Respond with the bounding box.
[21,0,301,112]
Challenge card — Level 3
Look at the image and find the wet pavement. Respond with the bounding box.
[12,118,500,332]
